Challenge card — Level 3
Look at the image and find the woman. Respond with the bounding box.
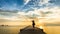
[32,20,35,28]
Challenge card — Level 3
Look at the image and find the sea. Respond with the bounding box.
[0,26,60,34]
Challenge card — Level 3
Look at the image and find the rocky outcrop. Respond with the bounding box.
[19,26,46,34]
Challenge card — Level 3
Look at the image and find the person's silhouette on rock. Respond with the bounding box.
[32,20,35,28]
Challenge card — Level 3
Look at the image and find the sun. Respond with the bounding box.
[39,26,43,29]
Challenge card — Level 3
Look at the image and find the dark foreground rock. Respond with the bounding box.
[19,26,46,34]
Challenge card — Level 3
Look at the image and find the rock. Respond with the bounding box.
[19,26,46,34]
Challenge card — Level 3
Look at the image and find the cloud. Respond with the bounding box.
[0,10,33,21]
[39,0,50,5]
[16,6,60,23]
[24,0,31,5]
[0,0,60,24]
[17,6,60,18]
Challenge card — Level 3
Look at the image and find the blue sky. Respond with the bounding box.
[0,0,60,23]
[0,0,24,10]
[0,0,60,11]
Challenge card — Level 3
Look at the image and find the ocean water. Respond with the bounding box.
[0,26,26,34]
[0,26,60,34]
[44,26,60,34]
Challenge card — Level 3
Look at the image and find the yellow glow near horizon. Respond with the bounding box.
[39,26,43,29]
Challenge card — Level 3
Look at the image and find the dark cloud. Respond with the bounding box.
[49,0,60,6]
[0,9,19,17]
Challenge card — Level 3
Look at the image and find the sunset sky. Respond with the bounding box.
[0,0,60,25]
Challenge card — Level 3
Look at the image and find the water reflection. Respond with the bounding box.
[0,26,60,34]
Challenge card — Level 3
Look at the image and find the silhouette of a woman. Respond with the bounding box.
[32,20,35,28]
